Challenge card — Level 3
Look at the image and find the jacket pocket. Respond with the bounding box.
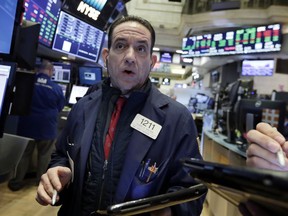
[129,159,169,199]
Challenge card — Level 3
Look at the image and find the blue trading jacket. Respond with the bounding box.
[17,73,66,140]
[50,81,205,216]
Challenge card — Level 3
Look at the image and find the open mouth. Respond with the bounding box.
[123,70,134,74]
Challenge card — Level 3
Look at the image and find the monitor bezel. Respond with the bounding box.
[0,62,18,138]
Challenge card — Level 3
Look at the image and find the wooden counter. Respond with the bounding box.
[201,129,246,216]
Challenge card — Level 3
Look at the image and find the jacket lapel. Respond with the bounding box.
[79,91,102,186]
[114,88,168,202]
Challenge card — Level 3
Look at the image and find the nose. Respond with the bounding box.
[124,47,136,65]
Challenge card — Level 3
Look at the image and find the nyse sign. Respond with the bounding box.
[77,1,100,21]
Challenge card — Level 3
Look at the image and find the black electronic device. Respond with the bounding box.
[223,80,241,108]
[52,10,105,62]
[14,20,41,70]
[182,23,282,57]
[78,66,102,86]
[102,184,207,215]
[235,99,286,139]
[22,0,62,47]
[10,71,35,116]
[61,0,124,30]
[0,0,24,60]
[0,62,17,138]
[181,158,288,216]
[272,91,288,109]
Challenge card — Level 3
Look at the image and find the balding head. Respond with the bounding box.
[39,60,54,77]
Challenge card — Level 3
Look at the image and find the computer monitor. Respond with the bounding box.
[52,62,71,83]
[52,10,105,62]
[236,99,286,142]
[22,0,62,47]
[0,0,23,60]
[241,59,275,76]
[78,66,102,86]
[68,85,89,105]
[0,62,17,138]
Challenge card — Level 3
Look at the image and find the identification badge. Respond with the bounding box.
[130,114,162,140]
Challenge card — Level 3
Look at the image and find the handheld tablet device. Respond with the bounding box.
[181,158,288,215]
[99,183,207,215]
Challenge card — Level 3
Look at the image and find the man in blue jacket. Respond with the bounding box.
[36,16,205,215]
[8,60,66,191]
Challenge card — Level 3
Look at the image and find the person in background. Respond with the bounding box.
[246,122,288,171]
[35,15,204,216]
[8,60,66,191]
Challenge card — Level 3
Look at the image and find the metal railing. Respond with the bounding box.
[183,0,288,14]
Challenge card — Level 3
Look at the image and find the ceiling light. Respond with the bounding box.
[153,47,160,51]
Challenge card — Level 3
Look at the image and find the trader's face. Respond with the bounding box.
[102,21,157,94]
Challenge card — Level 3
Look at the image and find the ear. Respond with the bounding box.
[150,54,157,69]
[102,48,109,66]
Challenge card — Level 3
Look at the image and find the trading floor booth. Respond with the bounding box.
[0,133,31,183]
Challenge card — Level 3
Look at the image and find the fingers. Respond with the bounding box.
[36,173,55,206]
[247,144,288,170]
[255,123,285,145]
[35,166,72,206]
[282,141,288,154]
[246,123,285,153]
[57,167,72,188]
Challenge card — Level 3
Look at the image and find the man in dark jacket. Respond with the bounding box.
[36,16,205,216]
[8,60,66,191]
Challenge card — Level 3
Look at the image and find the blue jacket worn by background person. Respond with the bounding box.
[17,73,66,140]
[50,79,205,216]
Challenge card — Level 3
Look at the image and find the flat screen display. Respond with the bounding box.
[160,52,173,63]
[241,60,274,76]
[78,66,102,86]
[0,0,22,57]
[182,24,282,57]
[0,62,17,137]
[52,10,105,62]
[52,62,71,83]
[23,0,62,47]
[68,85,89,104]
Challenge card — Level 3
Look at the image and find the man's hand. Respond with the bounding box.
[35,166,72,206]
[246,122,288,170]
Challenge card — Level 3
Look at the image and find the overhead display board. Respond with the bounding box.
[182,23,282,57]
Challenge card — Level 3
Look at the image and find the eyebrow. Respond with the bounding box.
[113,37,149,46]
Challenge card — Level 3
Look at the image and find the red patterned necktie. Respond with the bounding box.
[104,97,126,160]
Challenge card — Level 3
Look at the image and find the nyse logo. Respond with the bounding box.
[37,77,47,84]
[77,1,101,21]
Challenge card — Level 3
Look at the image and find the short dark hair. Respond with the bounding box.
[107,15,156,54]
[40,59,53,71]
